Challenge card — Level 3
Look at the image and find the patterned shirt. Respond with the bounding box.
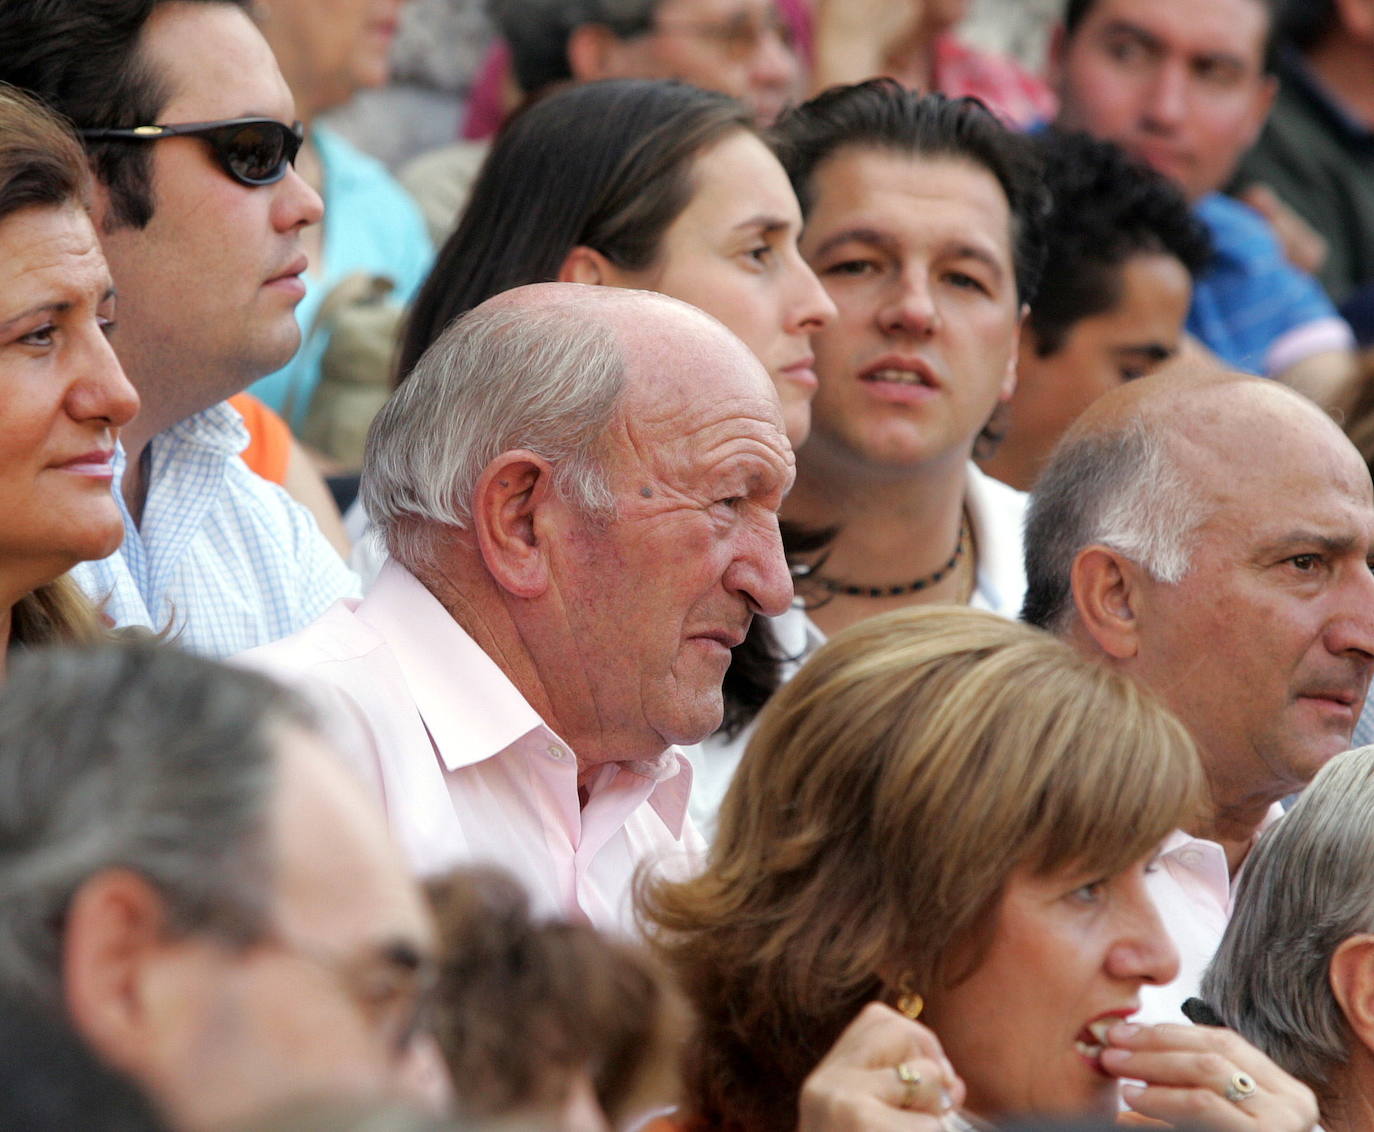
[72,401,360,658]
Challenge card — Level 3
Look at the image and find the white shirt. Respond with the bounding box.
[72,402,360,658]
[240,561,704,934]
[683,464,1030,838]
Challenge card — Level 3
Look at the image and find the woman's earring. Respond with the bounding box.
[895,974,924,1021]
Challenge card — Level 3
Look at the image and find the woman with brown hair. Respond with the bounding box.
[0,84,139,669]
[641,606,1319,1130]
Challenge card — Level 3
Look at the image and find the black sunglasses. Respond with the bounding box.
[80,117,304,187]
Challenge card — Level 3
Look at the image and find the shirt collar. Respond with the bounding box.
[356,560,695,834]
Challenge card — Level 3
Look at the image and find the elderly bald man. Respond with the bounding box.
[1022,368,1374,1023]
[244,283,795,931]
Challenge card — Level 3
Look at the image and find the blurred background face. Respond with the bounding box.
[1052,0,1275,203]
[261,0,408,115]
[600,130,833,447]
[608,0,801,125]
[0,204,137,595]
[922,854,1178,1122]
[1003,250,1191,485]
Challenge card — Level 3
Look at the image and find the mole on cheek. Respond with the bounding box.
[640,486,653,498]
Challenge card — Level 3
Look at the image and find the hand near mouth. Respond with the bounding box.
[798,1002,966,1131]
[1100,1021,1318,1131]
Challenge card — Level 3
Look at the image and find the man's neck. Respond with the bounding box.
[1306,33,1374,127]
[1194,789,1280,876]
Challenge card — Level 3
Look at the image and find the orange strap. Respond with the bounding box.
[228,393,291,485]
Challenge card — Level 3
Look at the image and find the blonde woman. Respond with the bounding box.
[642,606,1318,1131]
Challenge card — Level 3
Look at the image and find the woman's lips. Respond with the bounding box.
[53,450,116,479]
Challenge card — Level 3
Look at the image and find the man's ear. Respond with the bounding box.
[1070,545,1143,660]
[1331,934,1374,1054]
[63,869,171,1077]
[567,22,631,82]
[472,450,558,598]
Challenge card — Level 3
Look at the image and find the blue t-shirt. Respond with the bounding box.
[1188,193,1350,375]
[250,125,433,427]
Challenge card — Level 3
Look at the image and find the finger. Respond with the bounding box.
[833,1002,960,1083]
[1120,1083,1253,1131]
[870,1059,958,1116]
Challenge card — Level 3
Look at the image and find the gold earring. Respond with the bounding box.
[895,974,924,1021]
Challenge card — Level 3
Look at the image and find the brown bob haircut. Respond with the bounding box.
[641,605,1202,1132]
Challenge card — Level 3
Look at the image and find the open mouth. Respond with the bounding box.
[864,367,938,388]
[1073,1017,1115,1070]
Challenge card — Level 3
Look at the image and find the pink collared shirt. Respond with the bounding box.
[1139,806,1284,1026]
[240,561,703,934]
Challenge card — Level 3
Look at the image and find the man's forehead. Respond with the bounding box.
[141,2,295,121]
[1072,0,1269,66]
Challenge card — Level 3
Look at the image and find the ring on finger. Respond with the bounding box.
[895,1061,923,1109]
[1223,1070,1257,1104]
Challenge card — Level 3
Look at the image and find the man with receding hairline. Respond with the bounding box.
[1023,366,1374,1023]
[245,282,795,932]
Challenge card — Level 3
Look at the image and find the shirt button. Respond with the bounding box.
[546,744,565,760]
[1180,850,1203,867]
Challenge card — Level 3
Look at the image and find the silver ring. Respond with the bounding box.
[1223,1070,1257,1103]
[895,1062,922,1109]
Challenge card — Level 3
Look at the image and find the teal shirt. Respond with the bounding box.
[249,125,433,428]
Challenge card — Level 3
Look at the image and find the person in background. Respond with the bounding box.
[1232,0,1374,308]
[1023,367,1374,1025]
[249,0,433,434]
[426,867,687,1130]
[0,642,439,1130]
[401,0,803,243]
[0,85,140,669]
[642,605,1316,1130]
[1049,0,1361,413]
[0,0,359,658]
[807,0,1057,127]
[980,129,1211,491]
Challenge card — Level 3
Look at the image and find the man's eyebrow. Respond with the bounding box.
[946,242,1006,279]
[1256,532,1361,558]
[1115,343,1174,364]
[808,226,898,260]
[1098,20,1164,52]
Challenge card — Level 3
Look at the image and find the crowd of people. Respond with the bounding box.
[2,0,1373,1129]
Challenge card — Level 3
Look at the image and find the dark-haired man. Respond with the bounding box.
[980,129,1211,491]
[1050,0,1359,410]
[0,0,358,657]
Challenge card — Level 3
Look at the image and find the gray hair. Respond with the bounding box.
[1021,416,1207,631]
[488,0,664,94]
[0,642,315,1010]
[362,300,625,574]
[1201,746,1374,1099]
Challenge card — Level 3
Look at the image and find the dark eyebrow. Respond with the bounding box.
[946,242,1006,281]
[809,226,899,260]
[1256,532,1362,560]
[1099,19,1248,71]
[1114,343,1174,364]
[0,286,117,335]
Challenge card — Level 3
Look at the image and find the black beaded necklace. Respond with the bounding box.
[805,515,970,599]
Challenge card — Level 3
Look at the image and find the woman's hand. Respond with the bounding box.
[798,1002,965,1131]
[1101,1021,1318,1131]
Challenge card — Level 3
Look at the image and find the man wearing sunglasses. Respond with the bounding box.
[0,0,359,658]
[0,642,441,1128]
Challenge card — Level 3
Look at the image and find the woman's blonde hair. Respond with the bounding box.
[641,606,1202,1132]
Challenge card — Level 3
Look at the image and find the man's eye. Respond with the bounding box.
[18,323,55,347]
[1289,554,1322,571]
[823,259,876,277]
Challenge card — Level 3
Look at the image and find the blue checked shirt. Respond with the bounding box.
[72,401,361,658]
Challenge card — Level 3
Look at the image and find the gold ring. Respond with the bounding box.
[1223,1070,1257,1103]
[895,1062,923,1109]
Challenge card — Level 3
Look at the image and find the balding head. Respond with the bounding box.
[1026,368,1374,808]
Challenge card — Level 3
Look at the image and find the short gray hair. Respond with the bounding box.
[0,643,314,1010]
[488,0,664,93]
[1202,746,1374,1099]
[1021,416,1207,631]
[362,300,626,573]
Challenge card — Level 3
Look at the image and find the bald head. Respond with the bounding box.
[1025,368,1356,631]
